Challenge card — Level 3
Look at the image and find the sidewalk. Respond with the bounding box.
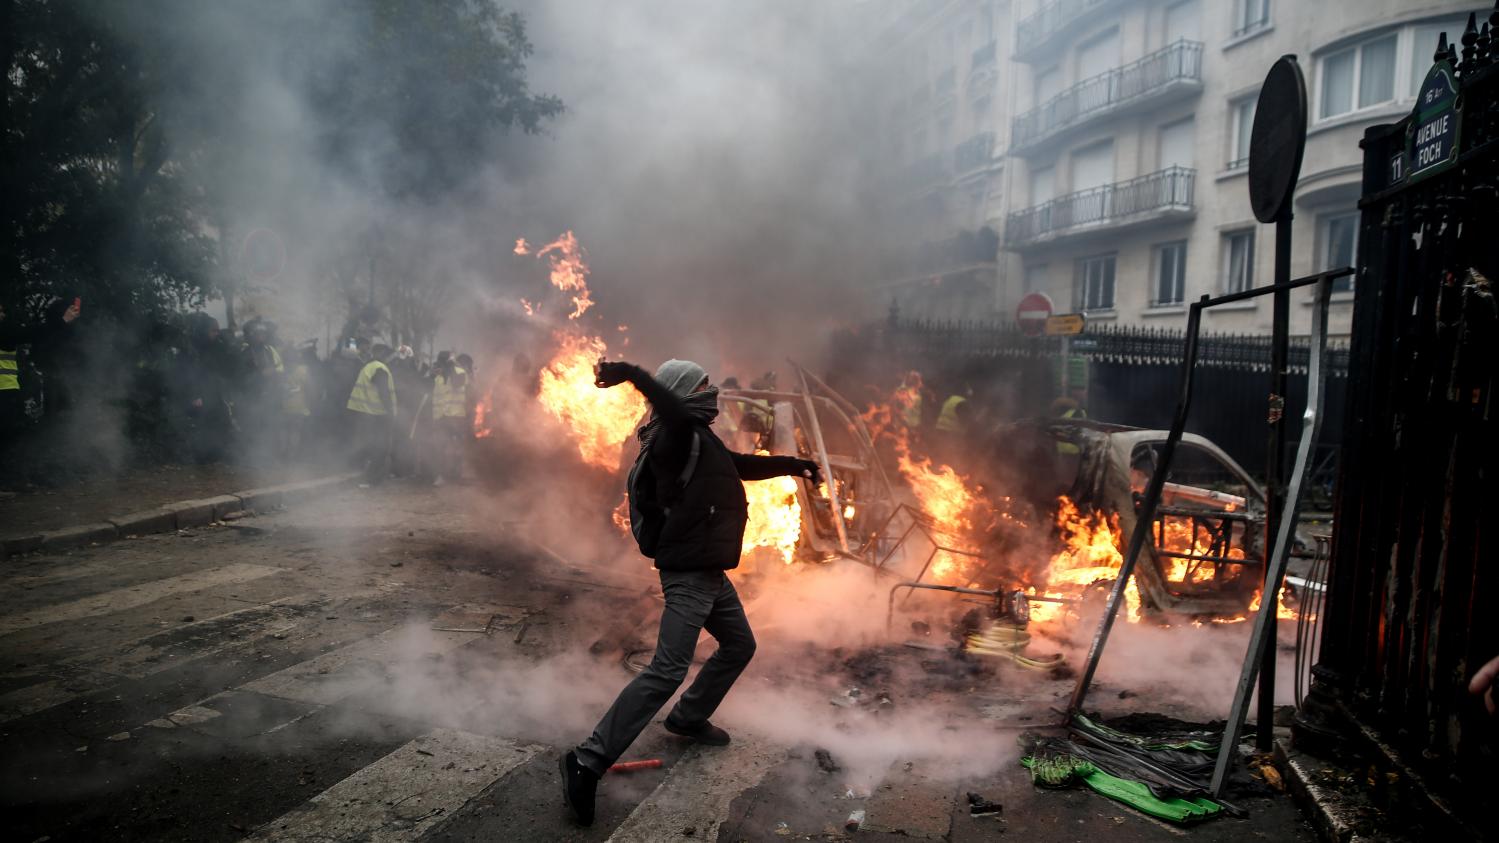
[0,462,356,556]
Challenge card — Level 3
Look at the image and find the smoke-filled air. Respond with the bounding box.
[7,0,1463,839]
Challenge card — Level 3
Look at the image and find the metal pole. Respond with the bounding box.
[1211,273,1333,796]
[1259,213,1293,750]
[793,364,850,554]
[1067,298,1206,715]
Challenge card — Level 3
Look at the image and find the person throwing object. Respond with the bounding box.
[560,358,820,826]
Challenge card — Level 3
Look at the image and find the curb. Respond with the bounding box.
[1274,739,1359,843]
[4,472,361,557]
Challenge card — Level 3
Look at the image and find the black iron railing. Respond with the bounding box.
[971,41,997,71]
[1301,16,1499,830]
[1005,166,1195,246]
[895,152,951,193]
[935,67,956,101]
[954,132,995,173]
[1011,40,1203,152]
[1015,0,1125,60]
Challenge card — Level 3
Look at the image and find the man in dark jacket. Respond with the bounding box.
[560,358,820,826]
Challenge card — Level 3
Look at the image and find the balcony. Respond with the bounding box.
[892,228,1000,281]
[971,41,997,71]
[1010,40,1203,156]
[894,152,952,194]
[1014,0,1126,64]
[954,132,996,175]
[1004,166,1195,250]
[934,67,957,106]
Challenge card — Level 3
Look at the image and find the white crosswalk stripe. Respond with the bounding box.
[0,563,286,635]
[245,729,541,842]
[607,735,785,843]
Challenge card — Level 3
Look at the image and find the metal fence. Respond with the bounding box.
[1298,17,1498,835]
[834,317,1349,484]
[1004,166,1196,246]
[1011,39,1203,152]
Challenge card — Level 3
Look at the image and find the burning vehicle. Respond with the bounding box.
[715,381,1300,626]
[507,230,1296,629]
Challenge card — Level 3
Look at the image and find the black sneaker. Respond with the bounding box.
[663,716,731,746]
[559,750,598,826]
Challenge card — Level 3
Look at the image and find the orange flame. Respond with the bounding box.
[742,453,802,566]
[474,397,492,439]
[532,231,594,320]
[536,332,646,468]
[1028,497,1141,624]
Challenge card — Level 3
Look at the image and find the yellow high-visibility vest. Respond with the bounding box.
[0,348,17,391]
[936,395,967,432]
[899,390,922,428]
[1057,406,1085,454]
[433,367,468,419]
[347,360,395,416]
[267,345,284,374]
[283,363,311,416]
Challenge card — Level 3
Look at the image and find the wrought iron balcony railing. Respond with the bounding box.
[935,67,957,102]
[1014,0,1125,62]
[1005,166,1195,247]
[971,41,997,72]
[954,132,995,174]
[1011,40,1203,154]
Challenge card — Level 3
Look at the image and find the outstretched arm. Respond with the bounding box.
[731,452,822,484]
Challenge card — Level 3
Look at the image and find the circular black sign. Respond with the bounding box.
[1248,55,1307,223]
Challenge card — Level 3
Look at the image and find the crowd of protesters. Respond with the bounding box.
[0,302,485,489]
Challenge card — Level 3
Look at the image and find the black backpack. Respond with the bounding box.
[626,431,700,557]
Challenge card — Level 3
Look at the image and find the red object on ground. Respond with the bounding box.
[607,759,663,773]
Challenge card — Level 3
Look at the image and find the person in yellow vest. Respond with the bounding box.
[894,371,927,432]
[1049,396,1087,456]
[429,351,469,486]
[0,298,79,479]
[279,342,318,461]
[932,384,973,466]
[347,343,397,486]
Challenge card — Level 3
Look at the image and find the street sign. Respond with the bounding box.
[1016,292,1054,337]
[1045,313,1086,336]
[1405,59,1461,183]
[1248,56,1307,224]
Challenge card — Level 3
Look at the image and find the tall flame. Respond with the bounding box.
[742,456,802,566]
[1028,497,1140,624]
[517,231,645,468]
[536,332,646,469]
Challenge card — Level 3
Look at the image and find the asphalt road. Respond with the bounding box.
[0,482,1318,841]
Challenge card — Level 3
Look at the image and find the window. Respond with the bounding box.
[1024,263,1049,293]
[1228,96,1255,169]
[1070,140,1115,192]
[1034,64,1062,107]
[1320,212,1358,293]
[1078,255,1116,311]
[1408,19,1466,97]
[1233,0,1270,38]
[1318,33,1398,120]
[1159,117,1195,170]
[1076,28,1121,80]
[1154,241,1188,306]
[1223,230,1255,293]
[1165,1,1201,44]
[1029,165,1055,205]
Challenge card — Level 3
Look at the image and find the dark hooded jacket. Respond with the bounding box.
[620,364,806,572]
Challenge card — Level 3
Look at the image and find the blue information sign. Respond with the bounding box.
[1405,60,1461,183]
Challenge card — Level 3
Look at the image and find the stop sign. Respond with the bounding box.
[1016,292,1054,337]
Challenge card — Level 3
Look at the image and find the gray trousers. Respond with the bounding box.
[575,569,755,775]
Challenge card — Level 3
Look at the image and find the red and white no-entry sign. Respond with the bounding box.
[1016,292,1054,337]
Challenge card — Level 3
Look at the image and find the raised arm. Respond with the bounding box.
[596,361,693,430]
